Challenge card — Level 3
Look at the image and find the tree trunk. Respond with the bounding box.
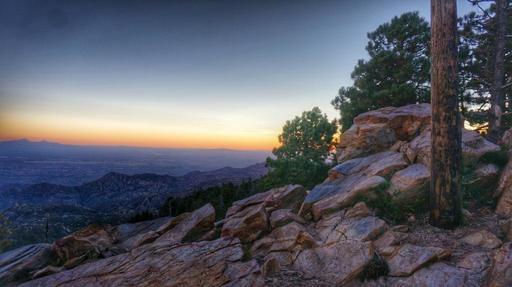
[488,0,508,142]
[430,0,462,228]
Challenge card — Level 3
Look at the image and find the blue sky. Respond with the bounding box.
[0,0,476,150]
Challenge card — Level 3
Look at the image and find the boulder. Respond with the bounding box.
[496,186,512,218]
[269,209,306,229]
[321,216,388,245]
[485,242,512,287]
[385,244,449,277]
[365,152,409,178]
[330,151,402,177]
[390,262,474,287]
[456,252,491,274]
[108,216,172,252]
[338,104,431,161]
[155,203,215,245]
[403,127,499,168]
[461,230,502,250]
[20,237,264,287]
[468,164,501,195]
[345,202,371,218]
[251,222,317,258]
[226,185,306,217]
[222,203,269,243]
[311,175,387,220]
[293,240,374,285]
[386,164,430,205]
[373,231,406,254]
[264,185,308,212]
[222,185,307,242]
[52,224,118,264]
[0,244,57,286]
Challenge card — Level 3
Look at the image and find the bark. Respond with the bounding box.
[430,0,462,228]
[488,0,508,142]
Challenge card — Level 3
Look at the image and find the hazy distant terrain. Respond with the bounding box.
[0,153,268,248]
[0,139,270,189]
[0,139,270,248]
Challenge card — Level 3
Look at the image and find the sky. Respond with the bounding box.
[0,0,476,150]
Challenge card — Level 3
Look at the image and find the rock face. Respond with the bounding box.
[386,164,430,204]
[338,104,431,161]
[20,237,264,287]
[222,185,306,242]
[0,244,56,286]
[461,230,502,250]
[293,240,374,286]
[385,244,449,276]
[155,203,215,245]
[485,242,512,287]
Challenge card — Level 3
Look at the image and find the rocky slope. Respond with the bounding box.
[2,104,512,287]
[1,163,267,248]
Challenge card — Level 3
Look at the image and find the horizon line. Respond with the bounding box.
[0,137,273,152]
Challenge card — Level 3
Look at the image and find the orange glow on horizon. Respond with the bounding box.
[0,113,277,151]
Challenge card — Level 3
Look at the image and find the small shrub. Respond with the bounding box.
[479,149,508,168]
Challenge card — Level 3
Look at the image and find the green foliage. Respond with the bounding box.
[332,12,431,130]
[0,213,12,252]
[263,107,338,189]
[160,180,262,221]
[479,149,509,168]
[459,4,512,119]
[356,181,427,224]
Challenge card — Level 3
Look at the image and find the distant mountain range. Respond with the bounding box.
[1,163,268,248]
[0,139,271,188]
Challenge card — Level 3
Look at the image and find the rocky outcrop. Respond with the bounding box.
[154,203,215,245]
[338,104,431,161]
[293,240,374,286]
[384,244,449,276]
[485,242,512,287]
[390,262,476,287]
[0,244,57,286]
[386,164,430,204]
[20,237,264,287]
[222,185,306,242]
[461,230,502,250]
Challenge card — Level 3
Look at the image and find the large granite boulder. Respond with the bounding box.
[461,230,502,250]
[0,244,57,286]
[320,216,388,245]
[20,237,264,287]
[311,175,387,220]
[384,244,449,277]
[338,104,431,161]
[390,262,476,287]
[386,164,430,205]
[293,240,374,285]
[52,224,119,267]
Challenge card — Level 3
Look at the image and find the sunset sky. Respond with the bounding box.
[0,0,475,150]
